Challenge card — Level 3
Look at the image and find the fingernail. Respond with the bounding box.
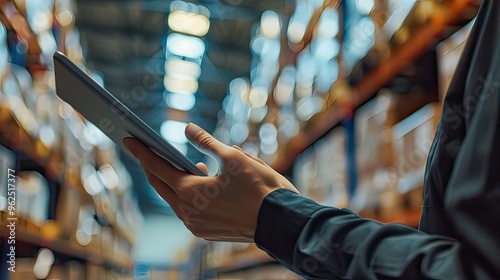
[185,123,202,140]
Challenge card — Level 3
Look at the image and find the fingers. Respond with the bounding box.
[186,123,232,160]
[196,162,208,175]
[123,137,190,190]
[142,167,178,207]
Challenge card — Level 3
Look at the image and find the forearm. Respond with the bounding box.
[254,189,471,279]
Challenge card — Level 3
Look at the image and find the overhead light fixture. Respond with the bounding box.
[81,164,104,196]
[166,33,206,60]
[287,20,307,44]
[287,0,323,44]
[296,96,324,121]
[168,10,210,37]
[98,164,120,190]
[230,122,249,145]
[259,123,278,145]
[56,9,75,27]
[316,8,339,38]
[171,142,188,155]
[279,112,300,138]
[274,66,296,105]
[355,0,375,15]
[229,77,249,96]
[315,60,339,93]
[260,141,278,156]
[170,0,210,18]
[160,120,189,144]
[31,11,53,34]
[165,58,202,80]
[241,142,259,157]
[260,10,281,39]
[248,86,268,108]
[37,31,57,57]
[164,75,199,94]
[165,92,196,111]
[311,38,340,61]
[248,106,268,123]
[33,249,55,280]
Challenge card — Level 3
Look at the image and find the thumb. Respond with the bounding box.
[185,123,230,158]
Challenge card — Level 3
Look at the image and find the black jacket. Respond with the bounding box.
[255,0,500,279]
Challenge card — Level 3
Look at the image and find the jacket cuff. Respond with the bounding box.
[254,189,324,267]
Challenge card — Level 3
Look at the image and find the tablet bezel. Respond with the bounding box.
[53,51,206,176]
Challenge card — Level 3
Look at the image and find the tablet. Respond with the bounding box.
[53,51,206,176]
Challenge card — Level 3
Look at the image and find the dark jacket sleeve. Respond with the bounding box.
[255,189,470,279]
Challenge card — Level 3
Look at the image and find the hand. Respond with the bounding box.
[123,123,299,242]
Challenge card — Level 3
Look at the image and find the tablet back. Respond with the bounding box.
[53,52,205,176]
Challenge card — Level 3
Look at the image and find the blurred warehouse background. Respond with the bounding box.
[0,0,480,279]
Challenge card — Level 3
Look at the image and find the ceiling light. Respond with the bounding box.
[259,123,278,145]
[287,0,321,44]
[230,122,249,145]
[250,36,266,56]
[171,1,210,18]
[76,229,91,246]
[165,58,202,80]
[287,21,307,44]
[98,164,120,190]
[38,31,57,57]
[171,142,188,155]
[279,112,300,138]
[214,126,230,144]
[248,106,268,123]
[312,38,340,61]
[296,97,324,121]
[166,33,206,60]
[164,75,199,94]
[251,36,280,60]
[160,120,189,144]
[261,141,278,155]
[317,8,339,38]
[258,60,280,78]
[33,249,55,280]
[274,66,296,105]
[81,165,104,196]
[316,60,339,93]
[248,86,268,108]
[56,9,75,27]
[168,10,210,37]
[229,77,249,96]
[39,125,56,147]
[31,11,52,33]
[260,10,281,39]
[165,92,196,111]
[355,0,375,15]
[241,142,259,157]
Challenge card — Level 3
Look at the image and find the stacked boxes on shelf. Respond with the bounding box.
[293,127,348,207]
[0,1,141,279]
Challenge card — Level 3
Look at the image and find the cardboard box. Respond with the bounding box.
[9,258,37,280]
[392,103,440,194]
[56,185,81,239]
